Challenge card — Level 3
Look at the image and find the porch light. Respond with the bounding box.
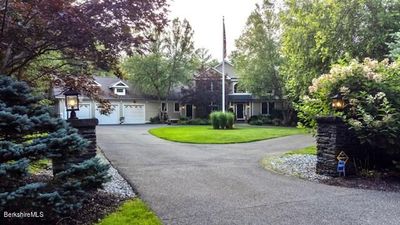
[64,89,80,120]
[331,93,345,111]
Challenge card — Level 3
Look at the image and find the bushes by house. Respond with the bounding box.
[178,118,210,125]
[210,111,235,129]
[248,115,283,126]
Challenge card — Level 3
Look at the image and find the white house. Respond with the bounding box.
[54,77,193,125]
[54,62,285,125]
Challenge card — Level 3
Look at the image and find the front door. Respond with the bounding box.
[236,103,244,120]
[186,104,193,118]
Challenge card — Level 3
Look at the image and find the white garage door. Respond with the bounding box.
[76,103,91,119]
[95,104,120,125]
[123,104,145,124]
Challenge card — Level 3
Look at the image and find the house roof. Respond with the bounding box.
[53,76,181,101]
[214,61,237,79]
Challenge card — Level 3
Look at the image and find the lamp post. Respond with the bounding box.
[331,93,345,111]
[64,89,80,120]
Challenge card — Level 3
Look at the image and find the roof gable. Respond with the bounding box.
[110,80,129,88]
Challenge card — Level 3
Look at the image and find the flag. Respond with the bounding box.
[223,17,226,59]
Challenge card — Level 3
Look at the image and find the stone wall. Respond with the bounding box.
[316,116,359,176]
[53,118,98,174]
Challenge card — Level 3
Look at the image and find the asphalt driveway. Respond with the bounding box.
[97,125,400,225]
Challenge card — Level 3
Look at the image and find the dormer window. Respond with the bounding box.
[110,80,129,96]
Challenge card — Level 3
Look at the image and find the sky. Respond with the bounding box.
[168,0,263,60]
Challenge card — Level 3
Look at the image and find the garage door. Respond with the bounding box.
[123,104,145,124]
[95,104,120,125]
[76,103,91,119]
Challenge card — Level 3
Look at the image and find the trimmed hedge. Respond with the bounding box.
[210,111,235,129]
[178,118,210,125]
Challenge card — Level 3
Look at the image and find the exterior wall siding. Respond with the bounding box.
[57,98,181,124]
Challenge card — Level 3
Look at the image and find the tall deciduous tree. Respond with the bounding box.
[280,0,400,101]
[122,18,196,102]
[0,0,168,100]
[232,1,292,123]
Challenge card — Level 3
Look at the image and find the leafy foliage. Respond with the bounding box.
[232,1,282,98]
[122,18,196,102]
[297,59,400,156]
[0,0,167,106]
[388,32,400,61]
[210,111,235,129]
[180,68,229,118]
[280,0,400,102]
[0,75,109,217]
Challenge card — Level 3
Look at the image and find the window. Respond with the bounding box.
[114,88,126,95]
[210,82,214,92]
[174,103,180,112]
[269,102,275,113]
[161,102,167,112]
[233,83,245,93]
[262,102,268,114]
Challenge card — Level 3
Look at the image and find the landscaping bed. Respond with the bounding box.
[149,125,306,144]
[263,146,400,192]
[3,151,154,225]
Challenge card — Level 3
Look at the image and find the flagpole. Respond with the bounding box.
[222,58,225,113]
[222,17,226,113]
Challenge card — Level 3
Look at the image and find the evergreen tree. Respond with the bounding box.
[0,75,110,221]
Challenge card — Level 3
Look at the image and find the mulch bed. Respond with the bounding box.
[322,175,400,192]
[1,174,131,225]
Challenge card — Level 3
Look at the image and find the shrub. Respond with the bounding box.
[209,111,235,129]
[261,115,272,124]
[272,118,282,126]
[149,116,161,124]
[210,111,220,129]
[219,113,227,129]
[226,113,234,129]
[179,116,189,121]
[297,58,400,170]
[187,118,210,125]
[249,119,263,126]
[248,115,259,124]
[248,115,272,125]
[0,75,109,217]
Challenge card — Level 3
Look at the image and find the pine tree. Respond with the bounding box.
[0,75,110,219]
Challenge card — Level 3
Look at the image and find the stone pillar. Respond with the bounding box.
[53,119,99,174]
[316,116,358,176]
[68,119,99,159]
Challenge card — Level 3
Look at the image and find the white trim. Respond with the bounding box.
[161,102,168,112]
[92,80,102,86]
[109,80,129,88]
[114,88,126,96]
[173,102,180,113]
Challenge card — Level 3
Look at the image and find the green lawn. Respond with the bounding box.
[149,125,306,144]
[284,146,317,156]
[96,199,162,225]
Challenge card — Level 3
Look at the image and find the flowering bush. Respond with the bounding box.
[297,58,400,156]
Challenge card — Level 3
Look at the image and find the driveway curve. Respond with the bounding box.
[97,125,400,225]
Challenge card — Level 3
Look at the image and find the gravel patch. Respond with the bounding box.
[268,154,330,181]
[97,151,136,199]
